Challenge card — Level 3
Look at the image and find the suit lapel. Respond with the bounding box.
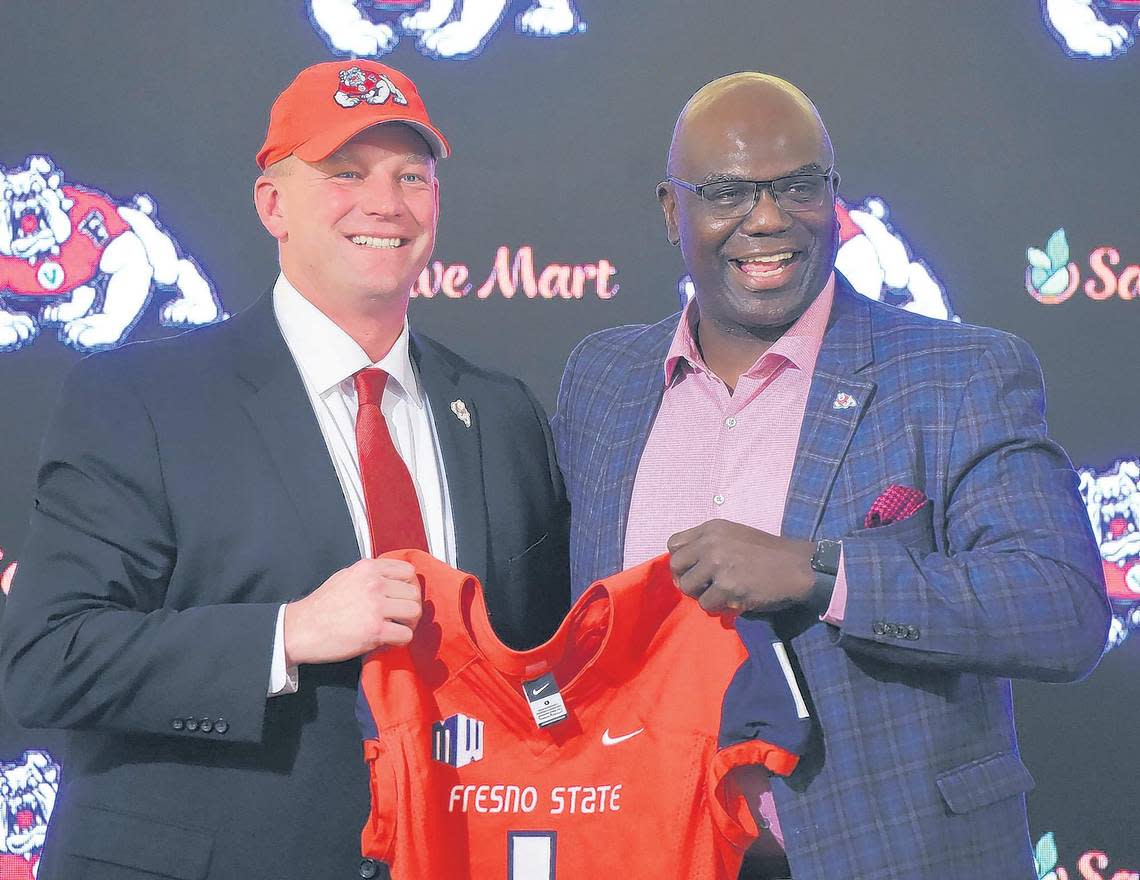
[603,334,671,578]
[231,294,360,585]
[411,335,489,585]
[781,280,877,541]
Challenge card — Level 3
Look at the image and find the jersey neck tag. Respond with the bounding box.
[521,672,568,728]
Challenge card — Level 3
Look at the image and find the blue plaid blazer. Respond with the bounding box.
[551,278,1110,880]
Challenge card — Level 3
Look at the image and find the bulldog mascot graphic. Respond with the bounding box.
[1044,0,1139,58]
[0,155,223,353]
[335,65,408,107]
[1079,459,1140,649]
[309,0,584,60]
[833,197,956,322]
[0,751,60,880]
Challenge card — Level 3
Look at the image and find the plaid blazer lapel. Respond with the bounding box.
[565,316,676,594]
[782,278,877,542]
[598,338,671,581]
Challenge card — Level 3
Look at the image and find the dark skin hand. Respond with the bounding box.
[668,519,816,615]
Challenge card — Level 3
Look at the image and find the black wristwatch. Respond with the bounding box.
[810,539,842,577]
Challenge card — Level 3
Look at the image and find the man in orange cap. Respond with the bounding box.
[1,60,569,880]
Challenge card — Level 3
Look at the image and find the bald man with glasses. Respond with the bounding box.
[552,72,1109,880]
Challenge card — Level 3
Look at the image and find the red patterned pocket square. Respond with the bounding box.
[864,484,928,528]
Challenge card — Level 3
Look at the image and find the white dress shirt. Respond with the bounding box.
[266,273,456,694]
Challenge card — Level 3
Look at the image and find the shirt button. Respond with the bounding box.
[713,494,725,506]
[724,416,738,428]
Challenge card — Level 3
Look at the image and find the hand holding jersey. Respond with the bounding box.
[284,558,422,665]
[668,519,819,615]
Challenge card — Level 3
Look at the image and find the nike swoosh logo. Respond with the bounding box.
[530,682,552,697]
[601,727,644,746]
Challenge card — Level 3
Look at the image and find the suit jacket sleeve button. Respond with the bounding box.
[360,858,381,878]
[171,718,185,732]
[185,718,199,732]
[872,622,886,636]
[906,626,920,640]
[214,719,229,734]
[199,718,213,733]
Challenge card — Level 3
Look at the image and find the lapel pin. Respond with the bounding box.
[833,391,857,410]
[450,399,471,428]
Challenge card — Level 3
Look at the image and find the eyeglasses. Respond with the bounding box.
[665,168,836,219]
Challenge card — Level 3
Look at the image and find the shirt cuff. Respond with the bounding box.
[820,548,848,625]
[268,604,299,697]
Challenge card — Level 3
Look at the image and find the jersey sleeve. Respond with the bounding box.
[706,740,773,850]
[705,617,811,846]
[717,619,810,770]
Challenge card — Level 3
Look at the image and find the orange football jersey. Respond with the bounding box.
[357,550,806,879]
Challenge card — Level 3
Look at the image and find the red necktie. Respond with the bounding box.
[354,368,429,556]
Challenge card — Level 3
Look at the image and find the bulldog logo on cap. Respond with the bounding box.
[256,60,451,169]
[334,66,409,108]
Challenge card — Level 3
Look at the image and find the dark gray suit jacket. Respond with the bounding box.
[0,293,569,879]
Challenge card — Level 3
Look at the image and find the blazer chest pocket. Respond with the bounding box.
[935,751,1036,814]
[63,803,214,879]
[844,499,935,551]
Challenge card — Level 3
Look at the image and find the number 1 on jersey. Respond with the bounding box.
[508,831,556,879]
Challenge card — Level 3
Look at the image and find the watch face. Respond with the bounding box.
[813,540,841,576]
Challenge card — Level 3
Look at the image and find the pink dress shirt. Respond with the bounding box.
[623,275,848,846]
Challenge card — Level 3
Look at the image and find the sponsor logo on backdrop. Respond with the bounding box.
[410,246,618,300]
[0,751,60,880]
[309,0,585,60]
[1035,831,1139,880]
[1079,459,1140,650]
[1025,229,1138,304]
[1043,0,1139,59]
[0,155,224,354]
[678,196,958,322]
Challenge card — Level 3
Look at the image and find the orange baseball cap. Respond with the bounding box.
[256,60,450,170]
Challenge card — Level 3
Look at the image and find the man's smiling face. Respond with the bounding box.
[265,122,438,309]
[660,77,839,338]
